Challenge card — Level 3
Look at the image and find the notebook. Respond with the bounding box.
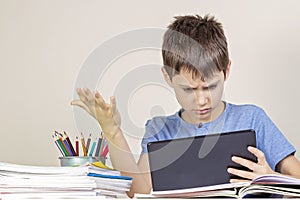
[147,129,257,192]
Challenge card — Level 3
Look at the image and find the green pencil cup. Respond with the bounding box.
[59,156,106,166]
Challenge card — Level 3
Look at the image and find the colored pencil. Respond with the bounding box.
[62,138,73,156]
[52,135,64,156]
[75,136,79,156]
[89,138,97,156]
[56,131,72,156]
[81,132,87,156]
[63,131,76,156]
[100,144,109,157]
[98,136,106,157]
[54,134,69,156]
[86,133,92,154]
[52,131,108,157]
[95,137,102,157]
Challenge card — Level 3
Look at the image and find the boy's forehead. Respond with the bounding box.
[173,70,222,85]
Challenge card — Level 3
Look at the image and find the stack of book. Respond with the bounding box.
[0,161,132,199]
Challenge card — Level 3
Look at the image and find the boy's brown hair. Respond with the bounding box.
[162,14,229,81]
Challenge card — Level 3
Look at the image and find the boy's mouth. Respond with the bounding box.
[193,108,211,115]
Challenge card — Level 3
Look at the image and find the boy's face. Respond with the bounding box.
[163,68,227,124]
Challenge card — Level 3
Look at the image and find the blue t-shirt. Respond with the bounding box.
[141,102,295,170]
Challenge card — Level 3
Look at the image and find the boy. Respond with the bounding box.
[71,15,300,197]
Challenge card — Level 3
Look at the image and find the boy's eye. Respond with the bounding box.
[204,85,217,90]
[183,88,194,92]
[208,85,217,90]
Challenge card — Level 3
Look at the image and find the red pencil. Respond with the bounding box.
[75,136,79,156]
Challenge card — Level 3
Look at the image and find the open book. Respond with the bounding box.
[137,174,300,198]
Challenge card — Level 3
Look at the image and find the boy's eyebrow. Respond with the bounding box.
[177,79,221,88]
[177,83,194,87]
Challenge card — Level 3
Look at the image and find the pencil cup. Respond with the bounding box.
[59,156,106,166]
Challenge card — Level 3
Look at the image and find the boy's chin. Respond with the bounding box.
[190,113,212,124]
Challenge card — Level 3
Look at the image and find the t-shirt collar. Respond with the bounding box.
[176,101,229,129]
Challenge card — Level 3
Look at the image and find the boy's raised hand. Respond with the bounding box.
[227,146,276,182]
[71,88,121,138]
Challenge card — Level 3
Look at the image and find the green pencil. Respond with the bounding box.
[54,134,69,156]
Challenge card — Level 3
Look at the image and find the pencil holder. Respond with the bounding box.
[59,156,106,166]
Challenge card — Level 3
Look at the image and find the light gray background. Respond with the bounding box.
[0,0,299,166]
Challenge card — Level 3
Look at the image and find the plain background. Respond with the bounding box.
[0,0,299,166]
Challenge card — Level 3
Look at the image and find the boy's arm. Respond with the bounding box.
[107,128,152,197]
[71,88,152,196]
[276,154,300,178]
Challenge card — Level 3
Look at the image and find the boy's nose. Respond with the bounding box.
[195,91,208,105]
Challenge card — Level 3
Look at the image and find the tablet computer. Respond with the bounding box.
[147,129,257,192]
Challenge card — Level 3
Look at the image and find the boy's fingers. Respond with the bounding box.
[110,96,117,113]
[248,146,266,164]
[229,179,240,183]
[232,156,255,171]
[76,88,82,94]
[70,99,83,106]
[94,91,107,109]
[227,167,254,180]
[229,178,250,183]
[83,88,95,102]
[84,88,92,95]
[76,88,91,103]
[70,100,90,111]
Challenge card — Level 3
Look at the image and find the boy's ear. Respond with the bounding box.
[224,60,231,81]
[161,67,173,87]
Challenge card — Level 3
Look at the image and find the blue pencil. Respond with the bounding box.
[63,139,74,156]
[89,138,97,157]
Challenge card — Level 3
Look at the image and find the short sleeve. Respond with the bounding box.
[141,119,158,154]
[255,108,296,170]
